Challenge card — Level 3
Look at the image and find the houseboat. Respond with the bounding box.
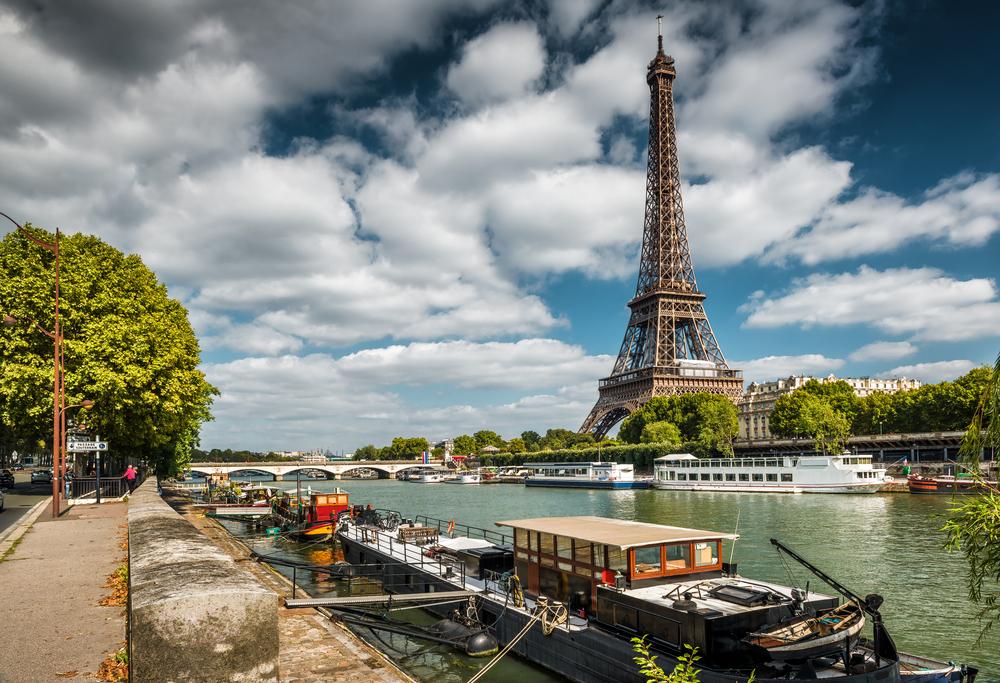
[270,488,350,539]
[524,462,650,489]
[336,513,976,683]
[445,471,481,484]
[653,454,887,493]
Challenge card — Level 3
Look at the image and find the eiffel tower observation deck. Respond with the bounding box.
[581,25,743,439]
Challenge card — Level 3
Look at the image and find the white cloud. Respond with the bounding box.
[742,266,1000,342]
[848,341,918,362]
[880,360,977,384]
[446,22,545,107]
[768,173,1000,264]
[735,354,845,384]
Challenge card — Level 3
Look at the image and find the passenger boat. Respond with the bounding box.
[269,489,350,539]
[653,453,886,493]
[524,461,650,489]
[445,471,481,484]
[336,513,978,683]
[907,474,997,495]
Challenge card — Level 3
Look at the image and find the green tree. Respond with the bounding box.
[619,394,737,456]
[452,434,477,455]
[943,351,1000,640]
[506,437,526,453]
[640,421,682,446]
[353,444,378,460]
[853,391,897,435]
[799,394,851,454]
[473,429,504,450]
[0,226,217,477]
[520,430,541,451]
[389,436,429,459]
[631,636,701,682]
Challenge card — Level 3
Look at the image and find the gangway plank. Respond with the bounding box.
[285,590,479,609]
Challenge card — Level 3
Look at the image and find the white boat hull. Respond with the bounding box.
[653,482,883,494]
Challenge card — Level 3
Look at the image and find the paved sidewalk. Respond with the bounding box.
[0,503,127,683]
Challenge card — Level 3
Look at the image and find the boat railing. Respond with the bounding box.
[411,514,512,546]
[340,521,468,590]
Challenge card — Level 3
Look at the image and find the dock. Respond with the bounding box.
[285,590,479,609]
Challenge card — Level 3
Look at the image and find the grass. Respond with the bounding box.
[0,535,25,563]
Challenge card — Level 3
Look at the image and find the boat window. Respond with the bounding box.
[593,544,607,568]
[753,459,765,468]
[665,544,690,570]
[739,473,749,481]
[694,541,719,567]
[781,473,793,482]
[607,546,627,572]
[766,473,778,482]
[677,473,686,481]
[574,541,592,567]
[700,473,711,481]
[725,474,736,481]
[712,473,723,481]
[528,532,538,552]
[514,528,526,549]
[752,473,764,482]
[633,546,663,575]
[556,536,573,560]
[540,533,554,555]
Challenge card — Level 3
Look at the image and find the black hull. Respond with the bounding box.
[338,534,900,683]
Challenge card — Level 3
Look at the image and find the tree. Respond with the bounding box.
[943,351,1000,640]
[520,430,541,451]
[389,437,429,459]
[473,430,504,450]
[853,391,897,435]
[640,421,682,446]
[353,444,378,460]
[506,437,526,454]
[619,394,737,456]
[452,434,477,455]
[0,226,217,477]
[799,394,851,454]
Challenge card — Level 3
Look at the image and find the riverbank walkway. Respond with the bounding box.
[0,501,127,682]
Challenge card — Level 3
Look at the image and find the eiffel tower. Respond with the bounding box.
[580,25,743,439]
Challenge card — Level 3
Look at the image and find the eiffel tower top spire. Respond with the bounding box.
[636,19,695,298]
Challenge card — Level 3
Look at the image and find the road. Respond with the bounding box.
[0,469,53,536]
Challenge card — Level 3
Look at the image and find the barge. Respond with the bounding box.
[907,474,997,495]
[336,514,977,683]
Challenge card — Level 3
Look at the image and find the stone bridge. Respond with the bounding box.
[188,460,438,480]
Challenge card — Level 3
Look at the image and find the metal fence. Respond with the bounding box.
[69,475,138,500]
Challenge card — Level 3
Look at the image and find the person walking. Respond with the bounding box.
[124,464,137,493]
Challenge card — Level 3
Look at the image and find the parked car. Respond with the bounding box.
[30,469,52,484]
[11,463,24,471]
[0,469,14,489]
[0,488,4,511]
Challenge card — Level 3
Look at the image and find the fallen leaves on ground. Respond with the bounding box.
[98,564,128,607]
[96,645,128,682]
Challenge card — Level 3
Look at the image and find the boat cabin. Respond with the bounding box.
[497,516,737,610]
[307,491,350,523]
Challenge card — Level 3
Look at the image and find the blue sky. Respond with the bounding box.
[0,1,997,451]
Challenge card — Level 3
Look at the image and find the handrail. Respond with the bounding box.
[412,514,511,546]
[340,522,468,590]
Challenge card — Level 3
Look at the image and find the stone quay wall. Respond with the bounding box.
[128,478,279,682]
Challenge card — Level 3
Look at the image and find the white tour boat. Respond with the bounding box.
[653,453,886,493]
[444,471,481,484]
[525,462,650,490]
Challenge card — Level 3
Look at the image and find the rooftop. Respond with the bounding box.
[495,516,738,550]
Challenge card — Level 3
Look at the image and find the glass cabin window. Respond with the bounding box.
[752,473,763,482]
[665,544,690,570]
[574,541,592,567]
[540,533,554,555]
[528,532,538,551]
[556,536,573,560]
[677,473,687,481]
[514,528,526,549]
[766,473,778,482]
[694,542,719,567]
[607,546,627,572]
[738,473,750,481]
[633,546,663,575]
[781,473,793,482]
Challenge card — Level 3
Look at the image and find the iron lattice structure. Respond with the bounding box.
[580,35,743,439]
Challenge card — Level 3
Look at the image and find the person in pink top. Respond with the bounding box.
[124,464,137,493]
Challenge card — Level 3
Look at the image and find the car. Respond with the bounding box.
[30,469,52,484]
[11,463,24,471]
[0,469,14,489]
[0,488,4,511]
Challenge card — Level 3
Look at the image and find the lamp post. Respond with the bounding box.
[1,211,63,517]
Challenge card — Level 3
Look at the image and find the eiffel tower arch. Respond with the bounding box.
[581,29,743,439]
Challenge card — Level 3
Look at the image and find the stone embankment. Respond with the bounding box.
[129,478,280,681]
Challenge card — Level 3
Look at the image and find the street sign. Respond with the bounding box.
[66,441,109,452]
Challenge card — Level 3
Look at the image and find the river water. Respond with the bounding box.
[215,477,997,681]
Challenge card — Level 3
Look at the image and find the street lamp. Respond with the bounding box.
[1,210,63,518]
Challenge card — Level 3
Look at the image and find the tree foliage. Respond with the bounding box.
[0,226,217,476]
[641,421,682,446]
[943,351,1000,640]
[473,429,504,449]
[619,394,738,457]
[631,636,701,683]
[453,434,477,455]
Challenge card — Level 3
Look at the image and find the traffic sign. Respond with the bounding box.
[66,441,109,452]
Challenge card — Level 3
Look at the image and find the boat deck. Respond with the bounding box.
[626,577,836,617]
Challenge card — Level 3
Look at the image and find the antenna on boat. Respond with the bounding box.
[728,508,741,568]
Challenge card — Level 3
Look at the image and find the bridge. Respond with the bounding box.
[188,460,438,480]
[734,431,997,462]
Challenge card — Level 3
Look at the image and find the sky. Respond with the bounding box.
[1,0,998,452]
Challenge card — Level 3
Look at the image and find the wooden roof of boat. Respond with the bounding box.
[496,516,738,550]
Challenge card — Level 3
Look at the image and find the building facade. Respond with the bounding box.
[738,375,921,440]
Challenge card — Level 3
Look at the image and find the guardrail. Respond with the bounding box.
[412,514,511,547]
[339,522,468,590]
[70,476,130,500]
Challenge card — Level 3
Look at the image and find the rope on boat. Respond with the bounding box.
[465,596,567,683]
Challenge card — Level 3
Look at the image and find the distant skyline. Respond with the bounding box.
[1,1,997,450]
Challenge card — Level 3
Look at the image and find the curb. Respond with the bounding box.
[0,497,52,556]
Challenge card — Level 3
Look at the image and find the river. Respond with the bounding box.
[214,477,997,681]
